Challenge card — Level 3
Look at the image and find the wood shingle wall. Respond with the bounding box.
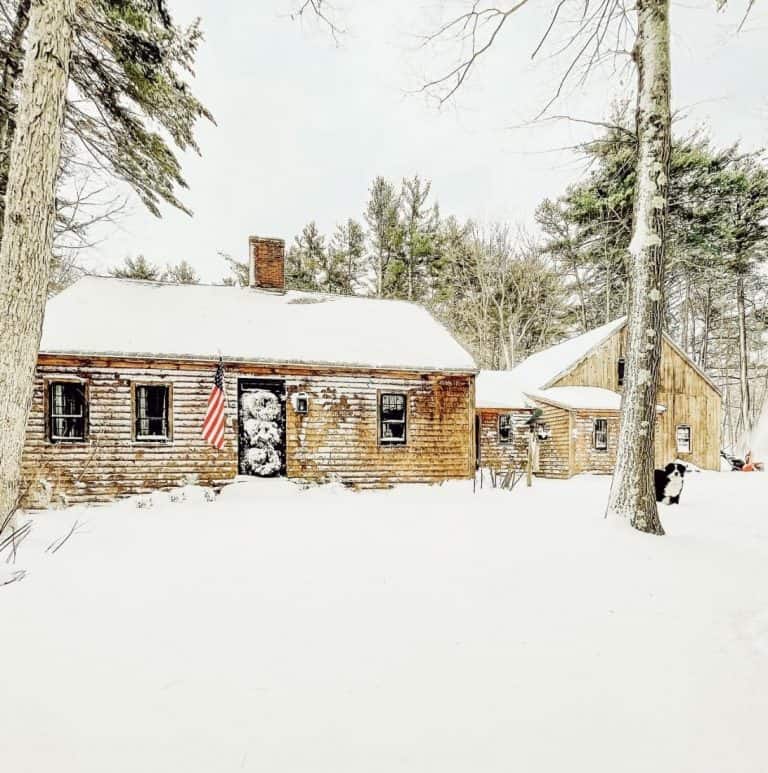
[476,409,530,472]
[22,357,474,506]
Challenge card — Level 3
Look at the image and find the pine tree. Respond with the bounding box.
[0,0,212,245]
[286,221,325,291]
[364,176,401,297]
[109,255,161,281]
[395,175,439,302]
[163,260,199,284]
[329,218,365,295]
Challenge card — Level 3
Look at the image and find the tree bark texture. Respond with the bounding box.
[736,273,751,440]
[0,0,33,239]
[608,0,670,535]
[0,0,75,532]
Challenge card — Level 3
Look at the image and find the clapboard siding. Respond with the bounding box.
[21,357,474,505]
[476,409,531,472]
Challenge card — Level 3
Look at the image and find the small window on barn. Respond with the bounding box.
[676,425,692,454]
[617,357,626,388]
[498,414,513,443]
[49,381,87,442]
[134,384,171,441]
[379,393,407,445]
[593,418,608,451]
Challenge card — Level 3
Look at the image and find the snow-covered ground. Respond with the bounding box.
[3,472,768,773]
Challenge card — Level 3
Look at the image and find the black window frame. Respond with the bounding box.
[617,357,626,388]
[593,418,609,451]
[133,383,172,442]
[676,424,692,454]
[498,413,514,444]
[48,380,88,443]
[379,392,407,446]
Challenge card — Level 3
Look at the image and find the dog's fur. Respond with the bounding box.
[654,462,686,505]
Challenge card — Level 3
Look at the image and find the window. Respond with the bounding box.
[676,425,692,454]
[593,418,608,451]
[49,381,86,442]
[498,414,513,443]
[134,384,171,440]
[617,357,626,388]
[379,393,407,445]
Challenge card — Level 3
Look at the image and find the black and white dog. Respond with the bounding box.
[654,462,687,505]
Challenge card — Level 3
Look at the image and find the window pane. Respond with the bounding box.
[380,393,406,444]
[617,358,625,387]
[676,426,691,453]
[136,385,169,437]
[594,419,608,450]
[381,394,405,421]
[50,382,86,441]
[381,421,406,441]
[499,414,513,443]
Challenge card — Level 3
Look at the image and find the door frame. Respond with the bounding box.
[237,377,287,476]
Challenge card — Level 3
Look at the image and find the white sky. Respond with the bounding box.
[82,1,768,282]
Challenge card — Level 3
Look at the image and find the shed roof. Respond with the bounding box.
[475,370,533,410]
[528,386,622,411]
[39,276,477,373]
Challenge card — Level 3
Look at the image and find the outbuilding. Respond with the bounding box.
[475,318,722,478]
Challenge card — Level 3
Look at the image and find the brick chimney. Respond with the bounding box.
[248,236,285,292]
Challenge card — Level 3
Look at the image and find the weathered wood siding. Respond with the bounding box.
[535,404,572,479]
[571,410,621,475]
[284,373,474,486]
[476,409,531,472]
[22,357,474,506]
[552,329,722,471]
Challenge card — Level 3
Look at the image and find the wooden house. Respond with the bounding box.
[21,237,478,506]
[476,318,722,478]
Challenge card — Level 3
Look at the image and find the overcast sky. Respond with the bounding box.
[82,1,768,281]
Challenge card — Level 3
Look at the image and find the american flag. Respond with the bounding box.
[202,359,226,450]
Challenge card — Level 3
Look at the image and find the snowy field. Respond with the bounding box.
[3,471,768,773]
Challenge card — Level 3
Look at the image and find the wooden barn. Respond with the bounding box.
[21,236,478,506]
[476,318,722,478]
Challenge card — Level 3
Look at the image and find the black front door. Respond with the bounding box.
[238,379,286,477]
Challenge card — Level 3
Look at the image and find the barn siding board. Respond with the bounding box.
[22,358,473,505]
[551,329,722,471]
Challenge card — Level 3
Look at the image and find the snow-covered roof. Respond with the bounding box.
[475,370,533,410]
[39,276,477,373]
[528,387,622,411]
[508,317,627,389]
[528,386,666,413]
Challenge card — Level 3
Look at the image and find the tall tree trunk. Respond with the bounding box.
[608,0,670,535]
[0,0,75,533]
[736,272,751,440]
[0,0,32,240]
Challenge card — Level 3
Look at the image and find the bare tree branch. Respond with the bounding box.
[290,0,344,43]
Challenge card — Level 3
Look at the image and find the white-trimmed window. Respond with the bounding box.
[49,381,87,442]
[134,384,172,441]
[593,418,608,451]
[676,425,692,454]
[379,393,407,445]
[498,414,514,444]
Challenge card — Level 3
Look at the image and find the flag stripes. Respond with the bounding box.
[202,360,226,450]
